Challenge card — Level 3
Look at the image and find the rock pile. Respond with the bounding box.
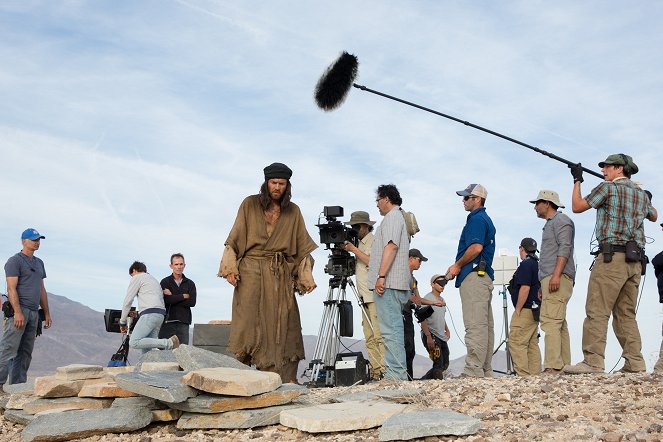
[3,346,661,441]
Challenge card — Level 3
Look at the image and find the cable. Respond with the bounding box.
[445,303,466,347]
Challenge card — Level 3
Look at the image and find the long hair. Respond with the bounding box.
[259,180,292,211]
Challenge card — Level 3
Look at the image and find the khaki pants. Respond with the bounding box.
[509,308,541,376]
[654,323,663,373]
[459,272,494,377]
[540,274,573,370]
[582,253,645,371]
[361,301,385,379]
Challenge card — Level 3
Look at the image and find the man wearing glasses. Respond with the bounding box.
[368,184,411,380]
[446,184,496,378]
[1,228,52,387]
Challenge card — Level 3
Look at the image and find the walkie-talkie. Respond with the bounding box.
[476,258,486,277]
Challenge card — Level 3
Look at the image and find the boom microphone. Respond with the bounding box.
[314,51,603,180]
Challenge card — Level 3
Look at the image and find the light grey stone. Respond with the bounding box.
[2,380,34,394]
[111,396,162,409]
[334,389,424,403]
[140,362,181,372]
[181,367,281,396]
[280,401,408,433]
[115,370,197,403]
[55,364,104,381]
[177,404,301,429]
[192,323,231,346]
[134,348,178,371]
[3,408,35,425]
[379,409,481,441]
[173,344,252,371]
[169,383,308,413]
[21,407,153,442]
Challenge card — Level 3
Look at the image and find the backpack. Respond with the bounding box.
[400,208,420,239]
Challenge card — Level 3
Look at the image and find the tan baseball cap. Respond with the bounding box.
[456,183,488,199]
[529,190,565,208]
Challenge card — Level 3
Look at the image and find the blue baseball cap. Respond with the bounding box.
[21,228,45,240]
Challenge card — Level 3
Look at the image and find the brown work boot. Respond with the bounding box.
[616,366,645,374]
[541,368,562,376]
[169,335,180,349]
[563,361,603,374]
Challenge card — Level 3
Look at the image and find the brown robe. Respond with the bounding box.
[219,195,317,373]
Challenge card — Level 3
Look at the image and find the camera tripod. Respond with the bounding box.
[307,274,373,387]
[492,284,516,375]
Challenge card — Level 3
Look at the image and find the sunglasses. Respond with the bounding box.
[463,195,478,201]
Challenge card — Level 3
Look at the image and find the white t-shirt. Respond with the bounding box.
[423,291,448,342]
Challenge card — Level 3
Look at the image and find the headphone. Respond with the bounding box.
[618,153,632,176]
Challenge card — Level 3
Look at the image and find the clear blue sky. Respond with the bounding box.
[1,1,662,369]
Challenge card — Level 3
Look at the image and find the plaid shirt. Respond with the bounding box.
[585,178,654,248]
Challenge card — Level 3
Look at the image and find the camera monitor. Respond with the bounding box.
[104,308,136,333]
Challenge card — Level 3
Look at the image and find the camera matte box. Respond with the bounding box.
[104,308,135,333]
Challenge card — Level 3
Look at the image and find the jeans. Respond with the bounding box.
[374,288,409,380]
[129,313,172,354]
[0,308,39,385]
[159,321,190,345]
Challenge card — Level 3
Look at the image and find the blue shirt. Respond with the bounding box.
[511,256,540,309]
[455,207,496,288]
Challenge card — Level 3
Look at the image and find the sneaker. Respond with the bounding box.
[562,361,603,374]
[169,335,180,349]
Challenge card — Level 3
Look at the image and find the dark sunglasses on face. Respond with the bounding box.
[463,195,477,201]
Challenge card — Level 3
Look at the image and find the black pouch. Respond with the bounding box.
[641,254,649,276]
[532,307,541,322]
[625,240,641,263]
[1,299,14,318]
[602,243,613,263]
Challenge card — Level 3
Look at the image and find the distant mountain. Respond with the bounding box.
[1,293,509,380]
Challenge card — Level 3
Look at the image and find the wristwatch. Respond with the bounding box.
[377,275,386,279]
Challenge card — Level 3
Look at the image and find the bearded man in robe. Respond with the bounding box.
[219,162,317,383]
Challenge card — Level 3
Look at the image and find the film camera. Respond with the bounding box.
[316,206,359,277]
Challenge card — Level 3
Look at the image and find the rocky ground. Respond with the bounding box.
[2,372,663,442]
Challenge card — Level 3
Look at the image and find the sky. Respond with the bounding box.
[1,1,662,370]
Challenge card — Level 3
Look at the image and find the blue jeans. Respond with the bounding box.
[129,313,171,354]
[0,308,39,384]
[374,288,409,380]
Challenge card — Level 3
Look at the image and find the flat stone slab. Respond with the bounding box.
[102,366,135,377]
[2,408,35,425]
[173,344,252,371]
[55,364,104,380]
[2,380,34,394]
[21,407,153,442]
[334,389,424,404]
[135,348,178,369]
[23,397,113,414]
[115,370,197,403]
[77,380,138,398]
[182,367,281,396]
[140,362,181,372]
[6,392,36,409]
[111,396,162,409]
[280,401,408,433]
[34,376,85,398]
[152,408,182,422]
[169,383,307,413]
[379,409,481,441]
[177,404,302,429]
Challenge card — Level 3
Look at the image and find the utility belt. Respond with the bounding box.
[591,241,648,275]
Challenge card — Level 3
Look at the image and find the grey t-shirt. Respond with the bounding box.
[539,211,576,281]
[423,292,449,342]
[4,252,47,311]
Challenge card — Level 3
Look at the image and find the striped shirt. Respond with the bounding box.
[585,178,654,248]
[368,206,411,291]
